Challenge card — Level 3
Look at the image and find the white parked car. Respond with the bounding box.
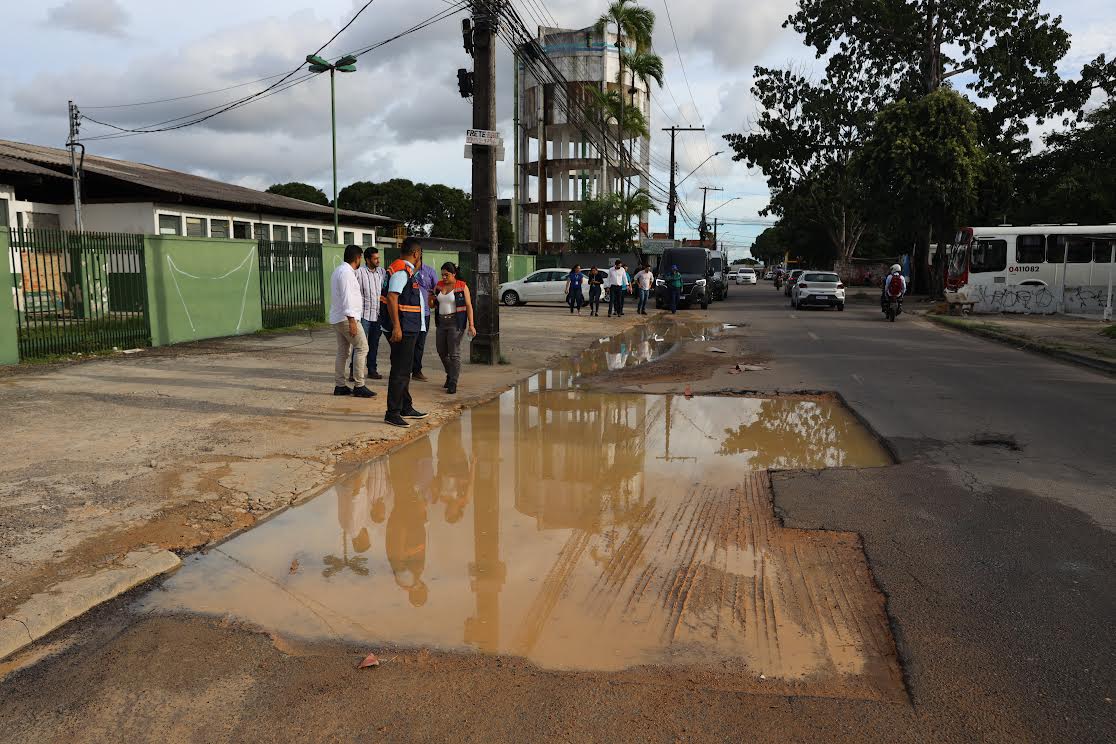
[498,268,572,306]
[791,271,846,310]
[735,267,757,285]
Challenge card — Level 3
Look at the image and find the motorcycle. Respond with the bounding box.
[884,295,903,321]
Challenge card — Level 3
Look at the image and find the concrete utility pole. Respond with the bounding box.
[698,185,722,244]
[67,101,84,233]
[662,126,703,240]
[469,1,500,364]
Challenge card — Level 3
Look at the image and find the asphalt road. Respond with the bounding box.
[1,289,1112,743]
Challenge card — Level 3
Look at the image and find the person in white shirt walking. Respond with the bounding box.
[633,263,655,315]
[608,260,631,317]
[330,245,375,398]
[351,246,385,381]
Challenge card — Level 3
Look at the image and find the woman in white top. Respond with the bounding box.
[432,262,476,394]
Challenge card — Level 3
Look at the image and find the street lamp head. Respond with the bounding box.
[308,64,331,73]
[336,64,357,73]
[336,54,358,67]
[306,54,330,67]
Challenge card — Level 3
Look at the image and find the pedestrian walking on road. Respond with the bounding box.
[411,254,438,382]
[587,267,604,316]
[634,263,654,315]
[565,264,586,314]
[433,262,476,395]
[608,260,630,317]
[352,246,385,381]
[330,245,376,399]
[666,264,683,314]
[381,237,429,428]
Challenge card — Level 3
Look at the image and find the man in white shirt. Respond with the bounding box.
[607,260,630,317]
[352,246,385,380]
[633,263,655,315]
[330,245,375,398]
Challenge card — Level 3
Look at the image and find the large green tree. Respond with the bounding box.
[725,67,877,261]
[787,0,1112,129]
[338,179,474,239]
[266,182,329,205]
[1012,98,1116,225]
[857,88,986,294]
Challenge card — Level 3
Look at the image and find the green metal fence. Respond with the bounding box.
[8,229,150,359]
[258,241,325,328]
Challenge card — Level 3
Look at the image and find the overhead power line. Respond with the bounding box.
[80,1,467,141]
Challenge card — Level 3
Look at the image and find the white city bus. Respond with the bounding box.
[946,225,1116,314]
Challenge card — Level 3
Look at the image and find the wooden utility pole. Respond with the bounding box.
[662,126,703,240]
[469,1,500,364]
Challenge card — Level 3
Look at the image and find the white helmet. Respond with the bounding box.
[890,264,902,273]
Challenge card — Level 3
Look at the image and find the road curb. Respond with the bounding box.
[925,315,1116,377]
[0,547,180,662]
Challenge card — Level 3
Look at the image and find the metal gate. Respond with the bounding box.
[258,241,324,328]
[8,229,150,359]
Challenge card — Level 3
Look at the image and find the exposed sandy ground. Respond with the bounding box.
[0,306,641,617]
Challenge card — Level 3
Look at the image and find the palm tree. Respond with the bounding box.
[595,1,655,196]
[619,48,664,227]
[619,187,660,218]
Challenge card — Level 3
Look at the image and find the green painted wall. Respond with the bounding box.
[145,236,262,346]
[321,243,346,321]
[0,231,18,365]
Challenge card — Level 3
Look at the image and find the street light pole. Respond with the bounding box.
[307,53,357,243]
[330,67,338,239]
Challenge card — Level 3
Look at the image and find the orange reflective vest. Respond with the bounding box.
[380,259,423,335]
[434,279,468,331]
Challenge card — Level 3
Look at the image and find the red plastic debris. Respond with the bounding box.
[358,652,380,669]
[684,384,693,399]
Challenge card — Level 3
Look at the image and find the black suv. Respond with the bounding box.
[654,248,711,310]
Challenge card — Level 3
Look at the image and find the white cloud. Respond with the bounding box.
[45,0,130,38]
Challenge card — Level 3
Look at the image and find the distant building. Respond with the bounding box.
[0,139,397,245]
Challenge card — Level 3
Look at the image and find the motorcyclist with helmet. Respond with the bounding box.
[881,263,907,313]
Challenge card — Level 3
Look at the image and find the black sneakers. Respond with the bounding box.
[352,386,376,398]
[446,383,457,394]
[384,413,410,428]
[401,408,428,419]
[333,386,352,396]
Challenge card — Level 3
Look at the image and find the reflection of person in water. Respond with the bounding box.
[324,466,372,578]
[434,417,475,524]
[386,437,433,607]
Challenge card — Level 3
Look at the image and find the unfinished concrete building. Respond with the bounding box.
[515,25,651,254]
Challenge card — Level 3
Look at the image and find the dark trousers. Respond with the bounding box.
[387,331,418,416]
[352,318,381,375]
[610,286,626,315]
[567,289,583,311]
[588,287,602,314]
[412,325,428,374]
[670,287,680,313]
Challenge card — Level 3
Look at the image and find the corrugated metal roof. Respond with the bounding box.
[0,153,71,179]
[0,139,397,226]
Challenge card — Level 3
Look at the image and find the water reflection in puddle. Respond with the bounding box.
[143,379,893,680]
[570,318,715,377]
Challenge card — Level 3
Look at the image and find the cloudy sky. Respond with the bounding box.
[3,0,1112,258]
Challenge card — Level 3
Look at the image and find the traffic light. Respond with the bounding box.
[457,68,474,98]
[461,19,474,56]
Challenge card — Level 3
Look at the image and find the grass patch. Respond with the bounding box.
[1101,325,1116,340]
[498,354,511,365]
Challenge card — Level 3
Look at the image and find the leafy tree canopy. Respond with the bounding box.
[568,192,637,254]
[339,179,473,239]
[266,182,329,206]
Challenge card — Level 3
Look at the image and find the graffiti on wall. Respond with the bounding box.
[968,284,1111,314]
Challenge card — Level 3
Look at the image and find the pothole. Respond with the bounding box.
[971,435,1022,451]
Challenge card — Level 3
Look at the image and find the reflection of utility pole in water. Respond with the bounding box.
[465,406,505,653]
[656,395,697,464]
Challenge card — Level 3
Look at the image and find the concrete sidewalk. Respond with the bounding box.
[927,312,1116,373]
[0,306,641,621]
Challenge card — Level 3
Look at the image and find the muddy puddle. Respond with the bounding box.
[139,330,901,698]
